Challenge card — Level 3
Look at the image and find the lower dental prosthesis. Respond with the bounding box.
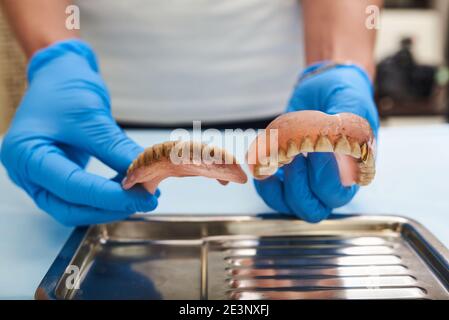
[122,141,248,193]
[246,110,376,186]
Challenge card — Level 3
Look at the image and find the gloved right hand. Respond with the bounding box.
[254,63,379,223]
[0,39,159,226]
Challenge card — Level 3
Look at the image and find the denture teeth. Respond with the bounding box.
[361,143,368,162]
[357,150,375,185]
[286,139,300,158]
[351,142,362,158]
[358,171,375,183]
[144,148,154,165]
[360,172,375,180]
[278,148,291,164]
[222,151,235,164]
[127,162,135,175]
[189,142,197,157]
[201,145,214,161]
[188,142,203,164]
[176,141,188,157]
[357,178,371,186]
[137,152,146,167]
[360,153,375,170]
[211,147,223,163]
[162,141,175,157]
[315,135,334,152]
[359,162,375,172]
[208,147,216,158]
[366,150,375,165]
[334,136,351,155]
[254,164,278,177]
[153,144,163,160]
[299,137,314,152]
[359,169,375,177]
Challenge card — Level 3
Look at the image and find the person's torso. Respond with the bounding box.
[76,0,304,125]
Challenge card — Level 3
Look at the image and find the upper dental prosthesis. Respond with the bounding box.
[247,110,376,186]
[122,140,248,193]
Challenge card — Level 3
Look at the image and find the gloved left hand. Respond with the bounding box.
[254,62,379,223]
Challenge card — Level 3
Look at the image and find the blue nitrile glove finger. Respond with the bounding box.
[255,62,379,223]
[58,144,90,168]
[283,156,331,222]
[111,173,161,198]
[254,156,332,222]
[254,169,290,214]
[307,152,359,208]
[0,39,158,226]
[33,188,136,226]
[254,156,331,222]
[26,144,158,212]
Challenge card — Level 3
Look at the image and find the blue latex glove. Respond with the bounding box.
[254,62,379,223]
[0,39,158,226]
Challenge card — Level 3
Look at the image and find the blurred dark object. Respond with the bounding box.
[376,38,436,99]
[384,0,432,9]
[445,0,449,123]
[375,37,446,118]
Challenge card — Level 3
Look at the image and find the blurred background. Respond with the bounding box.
[375,0,449,126]
[0,0,448,133]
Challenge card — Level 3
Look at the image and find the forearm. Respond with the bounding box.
[0,0,78,58]
[302,0,382,78]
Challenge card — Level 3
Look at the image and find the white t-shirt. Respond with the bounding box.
[76,0,304,124]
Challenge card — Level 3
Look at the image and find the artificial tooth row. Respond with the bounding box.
[128,141,235,174]
[254,135,372,177]
[287,135,363,158]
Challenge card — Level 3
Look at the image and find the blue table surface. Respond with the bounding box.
[1,125,448,299]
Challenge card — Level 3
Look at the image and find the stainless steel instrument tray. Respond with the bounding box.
[35,214,449,300]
